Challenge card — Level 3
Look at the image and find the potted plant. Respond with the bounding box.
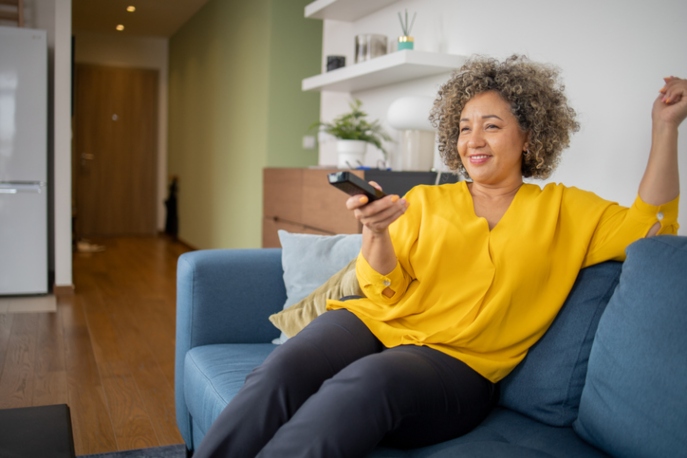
[311,98,392,169]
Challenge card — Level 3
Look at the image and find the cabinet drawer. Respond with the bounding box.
[263,168,302,222]
[301,169,360,235]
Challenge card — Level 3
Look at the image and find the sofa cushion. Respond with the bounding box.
[184,344,275,441]
[499,261,622,427]
[374,408,606,458]
[272,230,362,343]
[270,258,361,338]
[574,236,687,457]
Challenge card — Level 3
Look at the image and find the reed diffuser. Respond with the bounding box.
[397,9,416,51]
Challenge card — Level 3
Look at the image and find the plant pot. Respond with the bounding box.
[336,139,367,169]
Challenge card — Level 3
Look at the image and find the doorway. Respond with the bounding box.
[74,64,158,237]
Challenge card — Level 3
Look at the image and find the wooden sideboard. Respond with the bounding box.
[262,168,459,247]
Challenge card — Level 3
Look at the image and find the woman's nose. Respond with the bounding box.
[466,130,485,148]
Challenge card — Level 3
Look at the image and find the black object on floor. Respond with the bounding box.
[0,404,76,458]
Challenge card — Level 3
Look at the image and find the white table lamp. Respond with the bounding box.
[387,96,436,171]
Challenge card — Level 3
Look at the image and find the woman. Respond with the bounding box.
[195,55,686,457]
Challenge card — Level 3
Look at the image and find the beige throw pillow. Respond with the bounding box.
[269,258,362,338]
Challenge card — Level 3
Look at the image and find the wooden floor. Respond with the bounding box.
[0,236,193,455]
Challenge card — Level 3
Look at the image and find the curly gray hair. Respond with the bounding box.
[429,54,580,179]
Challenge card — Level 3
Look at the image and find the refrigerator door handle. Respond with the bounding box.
[0,182,47,194]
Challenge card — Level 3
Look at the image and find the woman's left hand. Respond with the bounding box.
[653,77,687,128]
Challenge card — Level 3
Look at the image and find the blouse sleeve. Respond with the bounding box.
[355,254,413,305]
[354,187,423,305]
[583,194,679,267]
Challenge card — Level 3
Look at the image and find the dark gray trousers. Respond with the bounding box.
[193,309,497,458]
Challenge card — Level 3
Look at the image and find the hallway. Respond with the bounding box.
[0,236,192,455]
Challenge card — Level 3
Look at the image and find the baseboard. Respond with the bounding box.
[156,232,197,251]
[53,284,75,296]
[176,237,198,251]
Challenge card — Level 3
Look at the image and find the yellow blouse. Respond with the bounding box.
[328,181,679,383]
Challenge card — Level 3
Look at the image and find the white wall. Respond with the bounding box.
[28,0,72,290]
[73,31,169,231]
[318,0,687,233]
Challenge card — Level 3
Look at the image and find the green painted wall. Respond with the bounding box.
[266,1,322,167]
[168,0,321,249]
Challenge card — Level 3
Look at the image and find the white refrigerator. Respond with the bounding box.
[0,26,48,295]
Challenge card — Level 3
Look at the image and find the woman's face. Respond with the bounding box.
[457,91,529,186]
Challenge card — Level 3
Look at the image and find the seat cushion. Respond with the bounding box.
[185,346,606,457]
[184,343,275,441]
[574,236,687,458]
[371,408,606,458]
[499,261,622,426]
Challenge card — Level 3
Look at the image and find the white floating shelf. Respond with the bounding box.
[305,0,399,21]
[302,51,466,93]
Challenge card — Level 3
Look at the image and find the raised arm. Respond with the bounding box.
[639,78,687,203]
[638,77,687,236]
[345,182,409,276]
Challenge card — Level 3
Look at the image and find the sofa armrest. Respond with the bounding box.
[176,248,285,346]
[175,248,285,448]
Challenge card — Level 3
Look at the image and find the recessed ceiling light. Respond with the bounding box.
[126,6,136,12]
[116,24,125,31]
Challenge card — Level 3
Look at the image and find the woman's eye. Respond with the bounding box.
[486,124,499,130]
[460,126,470,133]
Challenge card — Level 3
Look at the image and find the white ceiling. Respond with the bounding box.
[72,0,210,38]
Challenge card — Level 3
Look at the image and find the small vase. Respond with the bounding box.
[398,36,414,51]
[336,140,367,169]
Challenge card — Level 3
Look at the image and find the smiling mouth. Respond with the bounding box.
[468,154,491,163]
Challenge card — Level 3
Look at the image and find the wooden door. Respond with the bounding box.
[74,64,158,237]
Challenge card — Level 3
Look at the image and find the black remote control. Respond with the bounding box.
[327,172,387,202]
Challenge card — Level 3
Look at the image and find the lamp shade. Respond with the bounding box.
[386,96,434,131]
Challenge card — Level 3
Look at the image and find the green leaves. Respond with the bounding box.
[310,99,392,157]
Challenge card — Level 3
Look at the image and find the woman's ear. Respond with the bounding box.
[522,132,531,153]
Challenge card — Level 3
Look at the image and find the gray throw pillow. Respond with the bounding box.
[273,230,362,343]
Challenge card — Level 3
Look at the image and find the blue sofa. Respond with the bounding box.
[175,236,687,457]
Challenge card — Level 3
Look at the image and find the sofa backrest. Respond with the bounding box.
[574,235,687,457]
[499,261,623,427]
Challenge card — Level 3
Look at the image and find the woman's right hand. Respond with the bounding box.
[346,181,408,277]
[345,181,409,234]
